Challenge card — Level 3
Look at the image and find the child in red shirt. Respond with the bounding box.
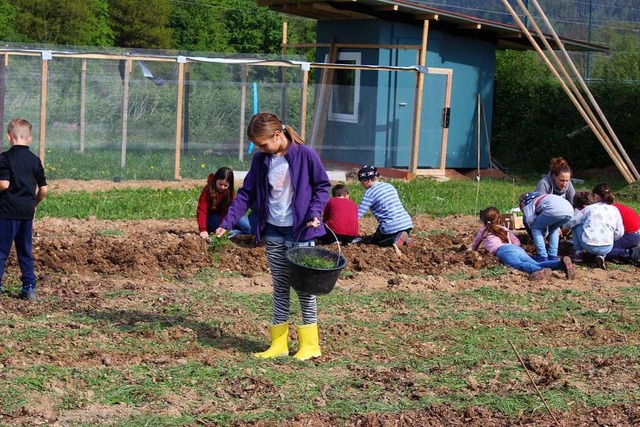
[197,167,252,240]
[319,184,359,245]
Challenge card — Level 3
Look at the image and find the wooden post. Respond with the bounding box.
[239,65,248,162]
[121,58,132,168]
[174,57,186,181]
[300,66,309,140]
[438,70,453,170]
[280,21,288,121]
[80,58,87,152]
[477,93,481,177]
[182,63,191,155]
[409,20,430,174]
[499,0,635,183]
[39,52,51,163]
[526,0,639,182]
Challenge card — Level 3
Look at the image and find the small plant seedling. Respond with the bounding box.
[297,255,336,269]
[208,235,232,252]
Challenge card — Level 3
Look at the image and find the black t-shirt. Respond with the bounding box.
[0,145,47,220]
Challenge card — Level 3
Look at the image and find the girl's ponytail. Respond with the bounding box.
[479,207,509,243]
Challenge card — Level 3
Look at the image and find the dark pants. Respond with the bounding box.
[371,228,412,247]
[0,218,36,286]
[317,233,355,246]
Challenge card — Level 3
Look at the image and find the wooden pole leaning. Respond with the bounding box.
[512,0,634,181]
[499,0,635,183]
[527,0,639,182]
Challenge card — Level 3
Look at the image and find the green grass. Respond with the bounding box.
[44,149,250,181]
[38,174,640,220]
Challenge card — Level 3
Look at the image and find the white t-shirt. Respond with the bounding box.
[267,155,294,226]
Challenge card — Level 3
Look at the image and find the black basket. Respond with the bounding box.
[286,226,347,295]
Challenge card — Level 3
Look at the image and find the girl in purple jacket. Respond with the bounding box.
[216,112,330,361]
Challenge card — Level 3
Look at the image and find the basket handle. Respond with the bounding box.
[322,224,342,268]
[294,223,342,268]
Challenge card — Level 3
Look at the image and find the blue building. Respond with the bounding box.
[262,0,603,175]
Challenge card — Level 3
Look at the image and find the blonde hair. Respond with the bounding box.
[7,118,32,139]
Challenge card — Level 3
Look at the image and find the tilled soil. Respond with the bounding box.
[1,179,639,426]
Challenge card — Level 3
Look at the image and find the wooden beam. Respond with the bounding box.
[374,5,398,12]
[459,23,482,30]
[286,42,421,50]
[414,13,439,21]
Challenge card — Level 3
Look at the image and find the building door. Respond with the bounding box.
[390,43,449,169]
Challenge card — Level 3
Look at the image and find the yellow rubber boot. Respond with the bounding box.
[254,322,289,359]
[293,323,321,361]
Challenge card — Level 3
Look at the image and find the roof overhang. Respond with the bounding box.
[257,0,608,52]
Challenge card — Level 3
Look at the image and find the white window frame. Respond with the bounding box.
[325,52,361,123]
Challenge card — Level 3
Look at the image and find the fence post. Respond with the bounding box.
[174,56,186,181]
[39,51,52,163]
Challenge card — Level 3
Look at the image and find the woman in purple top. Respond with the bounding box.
[216,112,330,361]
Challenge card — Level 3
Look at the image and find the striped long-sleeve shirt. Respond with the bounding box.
[358,181,413,234]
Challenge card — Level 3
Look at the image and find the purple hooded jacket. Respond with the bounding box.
[219,142,331,242]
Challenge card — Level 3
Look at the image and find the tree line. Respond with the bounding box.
[0,0,315,56]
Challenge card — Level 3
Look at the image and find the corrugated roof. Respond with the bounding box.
[258,0,607,52]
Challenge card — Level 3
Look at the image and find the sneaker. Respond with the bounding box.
[352,237,363,244]
[595,255,606,270]
[394,231,409,248]
[571,251,584,263]
[529,268,552,281]
[632,247,640,264]
[560,256,575,280]
[20,284,36,301]
[392,243,403,257]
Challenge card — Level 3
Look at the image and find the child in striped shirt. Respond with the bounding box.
[357,165,413,255]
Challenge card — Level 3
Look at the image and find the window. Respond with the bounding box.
[326,52,361,123]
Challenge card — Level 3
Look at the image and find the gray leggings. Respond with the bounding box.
[265,240,318,324]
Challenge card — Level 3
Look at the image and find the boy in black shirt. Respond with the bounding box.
[0,118,48,300]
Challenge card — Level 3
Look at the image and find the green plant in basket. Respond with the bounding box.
[297,255,336,269]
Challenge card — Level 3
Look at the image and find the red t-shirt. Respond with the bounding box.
[323,197,359,237]
[614,203,640,233]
